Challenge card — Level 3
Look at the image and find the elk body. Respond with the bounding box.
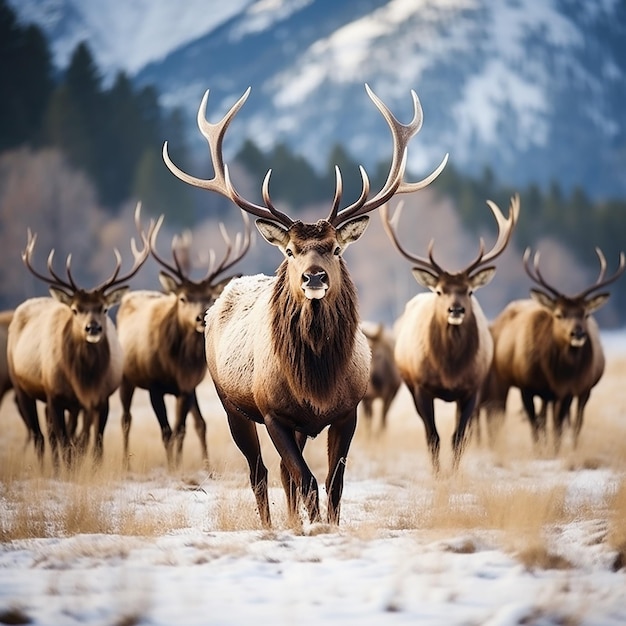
[382,195,519,472]
[359,321,402,432]
[7,207,152,466]
[163,84,447,526]
[484,247,625,449]
[117,215,251,469]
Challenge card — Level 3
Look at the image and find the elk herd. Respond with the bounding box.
[1,84,624,528]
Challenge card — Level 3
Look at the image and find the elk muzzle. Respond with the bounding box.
[84,320,104,343]
[302,270,328,300]
[447,304,465,326]
[569,326,587,348]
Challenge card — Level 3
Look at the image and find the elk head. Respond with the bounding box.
[162,84,448,303]
[22,204,153,344]
[149,212,252,332]
[523,246,625,348]
[381,195,520,326]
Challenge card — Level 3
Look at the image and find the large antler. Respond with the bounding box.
[381,194,520,276]
[163,84,448,229]
[524,245,626,299]
[23,203,155,295]
[150,210,252,284]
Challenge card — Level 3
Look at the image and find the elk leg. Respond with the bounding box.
[572,391,590,447]
[13,387,44,463]
[552,396,573,453]
[451,394,476,470]
[326,409,357,525]
[189,390,209,467]
[280,431,307,526]
[172,394,194,468]
[119,377,135,468]
[264,412,320,524]
[92,402,109,463]
[48,397,71,469]
[225,411,270,528]
[521,390,544,444]
[148,388,173,468]
[410,386,440,473]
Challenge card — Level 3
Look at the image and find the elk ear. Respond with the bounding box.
[585,292,610,314]
[469,266,496,291]
[529,288,556,310]
[49,286,72,305]
[411,268,439,290]
[337,216,369,248]
[105,285,129,308]
[255,219,290,251]
[158,272,179,294]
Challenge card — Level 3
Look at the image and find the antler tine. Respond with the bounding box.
[522,247,561,298]
[380,201,444,274]
[331,84,448,227]
[206,210,252,282]
[149,215,186,279]
[21,230,75,291]
[465,194,520,275]
[163,88,293,229]
[96,203,156,292]
[576,248,626,300]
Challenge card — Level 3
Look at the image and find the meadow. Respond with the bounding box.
[0,340,625,625]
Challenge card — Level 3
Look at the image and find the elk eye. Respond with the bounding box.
[436,289,442,296]
[333,246,341,256]
[555,312,563,319]
[71,307,78,316]
[179,295,187,304]
[286,248,294,257]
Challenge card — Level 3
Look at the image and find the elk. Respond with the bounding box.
[116,212,252,469]
[162,84,447,527]
[484,246,625,449]
[0,310,14,408]
[7,206,152,466]
[359,321,402,432]
[381,195,519,472]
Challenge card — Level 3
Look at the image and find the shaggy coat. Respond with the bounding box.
[486,297,606,447]
[8,293,124,464]
[359,322,402,431]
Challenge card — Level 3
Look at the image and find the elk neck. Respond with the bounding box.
[270,260,359,401]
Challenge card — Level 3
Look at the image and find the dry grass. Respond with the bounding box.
[0,356,625,566]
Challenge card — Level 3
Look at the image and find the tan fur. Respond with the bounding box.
[486,297,607,447]
[8,295,124,464]
[359,322,402,431]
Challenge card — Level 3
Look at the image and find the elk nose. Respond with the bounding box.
[302,271,328,289]
[448,304,465,316]
[85,321,102,335]
[570,327,587,347]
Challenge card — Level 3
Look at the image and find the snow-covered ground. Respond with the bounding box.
[1,333,625,626]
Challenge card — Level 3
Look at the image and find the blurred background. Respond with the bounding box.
[1,0,625,326]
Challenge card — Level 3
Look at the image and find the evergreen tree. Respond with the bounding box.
[0,0,53,150]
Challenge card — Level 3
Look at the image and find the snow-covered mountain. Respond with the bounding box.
[9,0,626,198]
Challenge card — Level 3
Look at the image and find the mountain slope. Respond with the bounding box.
[9,0,626,198]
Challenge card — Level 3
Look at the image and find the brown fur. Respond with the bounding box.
[205,218,371,528]
[8,292,125,466]
[484,296,607,449]
[0,310,13,406]
[360,322,402,432]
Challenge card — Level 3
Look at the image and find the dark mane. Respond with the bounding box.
[428,312,479,380]
[270,259,359,403]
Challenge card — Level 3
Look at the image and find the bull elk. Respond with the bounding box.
[117,212,252,469]
[359,321,402,432]
[7,206,152,467]
[381,195,519,472]
[485,246,625,449]
[162,84,447,526]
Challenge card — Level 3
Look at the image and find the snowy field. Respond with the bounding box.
[1,332,626,626]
